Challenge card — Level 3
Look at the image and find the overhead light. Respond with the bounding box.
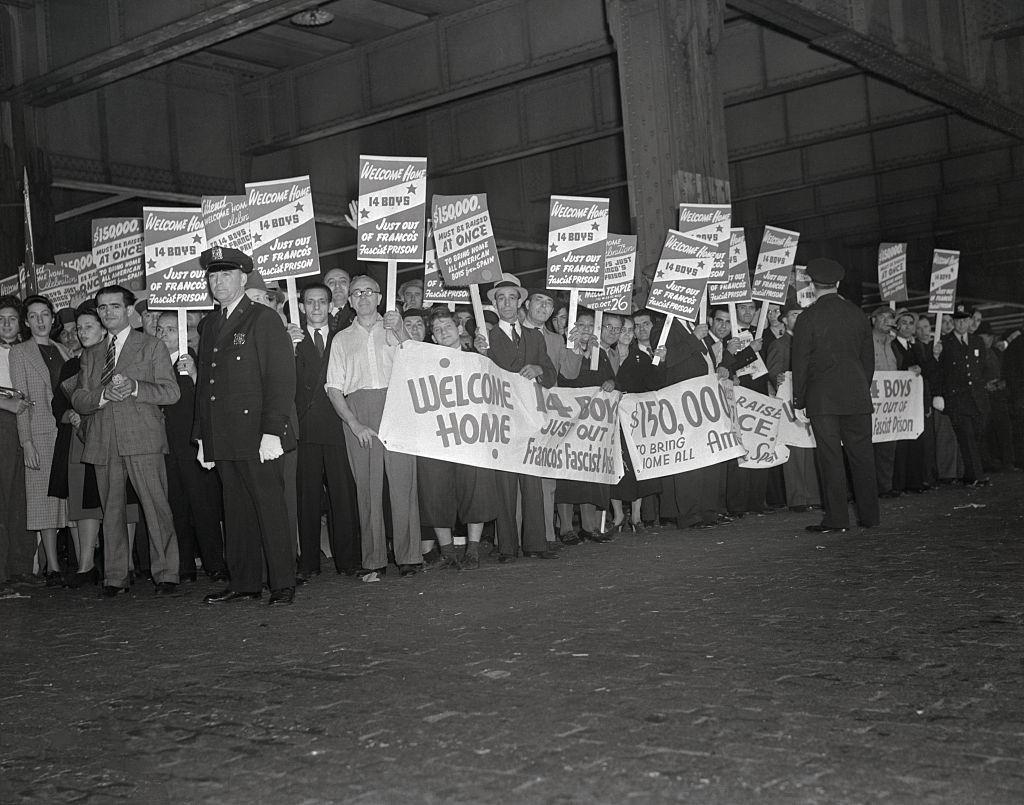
[290,8,334,27]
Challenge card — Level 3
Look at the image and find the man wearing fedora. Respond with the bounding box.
[474,273,558,561]
[791,258,878,533]
[193,246,298,606]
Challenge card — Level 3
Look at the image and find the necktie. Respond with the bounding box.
[100,334,116,386]
[314,328,325,356]
[512,325,521,347]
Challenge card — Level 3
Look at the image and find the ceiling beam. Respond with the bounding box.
[727,0,1024,138]
[2,0,321,106]
[54,193,133,223]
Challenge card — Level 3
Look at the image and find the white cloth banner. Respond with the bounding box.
[871,370,924,443]
[729,384,790,468]
[378,342,623,484]
[776,372,816,448]
[621,375,747,480]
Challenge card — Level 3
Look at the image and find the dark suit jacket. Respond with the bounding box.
[661,318,711,387]
[791,292,874,416]
[485,323,557,388]
[936,332,990,417]
[72,328,180,462]
[193,295,298,461]
[163,350,198,455]
[294,327,345,446]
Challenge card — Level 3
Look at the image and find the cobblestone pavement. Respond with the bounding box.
[2,474,1023,804]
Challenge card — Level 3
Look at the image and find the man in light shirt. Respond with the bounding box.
[326,274,421,580]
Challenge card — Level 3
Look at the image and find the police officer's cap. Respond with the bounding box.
[951,304,973,320]
[200,245,253,274]
[804,258,844,285]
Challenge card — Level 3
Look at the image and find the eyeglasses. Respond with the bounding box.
[602,325,622,334]
[349,288,380,299]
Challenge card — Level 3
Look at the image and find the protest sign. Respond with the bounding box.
[431,194,501,286]
[621,375,747,480]
[775,372,816,448]
[678,203,731,283]
[870,370,924,443]
[91,218,144,290]
[545,195,609,291]
[423,222,469,307]
[356,155,427,263]
[751,225,799,304]
[0,274,19,296]
[729,384,789,468]
[143,207,211,310]
[646,229,715,322]
[245,176,319,283]
[202,195,252,253]
[878,242,908,303]
[46,253,96,310]
[581,234,636,314]
[732,330,768,381]
[792,265,815,308]
[378,341,623,484]
[708,228,753,306]
[928,249,959,314]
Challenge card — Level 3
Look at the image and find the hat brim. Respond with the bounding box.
[205,261,252,274]
[486,285,528,305]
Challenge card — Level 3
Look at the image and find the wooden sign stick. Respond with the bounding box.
[754,303,770,340]
[933,313,943,357]
[566,289,580,350]
[176,309,189,374]
[469,284,487,347]
[591,310,603,371]
[728,302,739,337]
[386,260,398,312]
[285,277,300,325]
[651,314,674,366]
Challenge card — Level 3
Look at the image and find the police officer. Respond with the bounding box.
[193,246,298,605]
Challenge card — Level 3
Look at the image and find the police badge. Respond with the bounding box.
[233,333,246,345]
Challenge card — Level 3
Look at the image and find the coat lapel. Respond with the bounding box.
[114,330,142,372]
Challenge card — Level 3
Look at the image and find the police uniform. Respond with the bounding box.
[936,306,990,485]
[193,246,298,599]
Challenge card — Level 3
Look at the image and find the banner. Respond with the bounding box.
[580,234,636,313]
[792,265,815,308]
[203,195,252,253]
[423,222,469,305]
[143,207,212,310]
[729,384,789,468]
[708,228,753,305]
[928,249,959,314]
[357,155,427,262]
[870,370,924,443]
[431,194,500,285]
[621,375,746,480]
[246,175,319,282]
[677,203,731,283]
[775,373,816,448]
[378,341,623,484]
[751,225,799,304]
[878,242,908,303]
[646,230,714,322]
[545,195,609,290]
[91,217,144,290]
[46,253,96,310]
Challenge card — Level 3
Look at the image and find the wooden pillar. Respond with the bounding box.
[605,0,731,306]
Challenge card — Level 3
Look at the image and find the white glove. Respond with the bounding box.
[196,439,215,470]
[932,396,945,412]
[259,433,284,463]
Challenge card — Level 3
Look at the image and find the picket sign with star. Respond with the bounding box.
[708,228,754,334]
[91,217,145,291]
[356,155,427,312]
[245,176,320,324]
[422,219,469,310]
[750,225,800,338]
[545,195,609,349]
[143,207,211,360]
[676,203,731,326]
[645,229,715,366]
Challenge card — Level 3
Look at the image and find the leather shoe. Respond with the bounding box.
[523,550,559,559]
[154,582,178,595]
[295,570,320,585]
[497,553,517,563]
[268,587,295,605]
[805,524,848,534]
[557,532,581,546]
[101,585,128,598]
[580,530,613,543]
[208,570,230,583]
[399,564,419,577]
[204,588,261,604]
[788,505,811,513]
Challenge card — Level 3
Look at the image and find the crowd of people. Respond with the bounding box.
[2,250,1021,603]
